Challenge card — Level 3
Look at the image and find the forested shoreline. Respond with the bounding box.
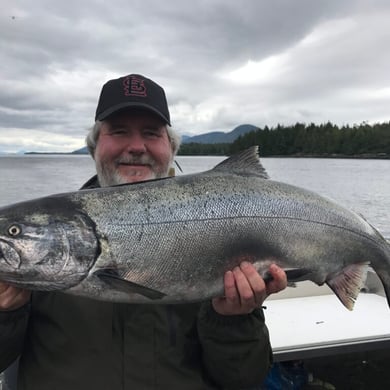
[178,121,390,158]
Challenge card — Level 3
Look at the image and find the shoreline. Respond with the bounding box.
[20,152,390,159]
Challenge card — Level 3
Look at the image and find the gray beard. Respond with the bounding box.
[96,162,168,187]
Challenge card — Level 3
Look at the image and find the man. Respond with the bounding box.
[0,74,287,389]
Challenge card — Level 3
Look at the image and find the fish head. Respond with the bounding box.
[0,196,99,290]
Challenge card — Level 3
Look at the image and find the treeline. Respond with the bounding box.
[178,143,230,156]
[178,121,390,157]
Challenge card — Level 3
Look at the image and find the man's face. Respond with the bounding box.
[94,111,173,186]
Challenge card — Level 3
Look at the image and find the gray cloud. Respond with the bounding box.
[1,0,389,151]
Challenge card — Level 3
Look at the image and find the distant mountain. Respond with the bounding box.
[182,124,258,144]
[181,134,192,142]
[72,146,88,154]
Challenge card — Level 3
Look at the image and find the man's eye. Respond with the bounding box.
[144,130,161,137]
[110,129,127,135]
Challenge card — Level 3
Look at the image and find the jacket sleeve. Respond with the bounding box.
[0,304,30,372]
[197,302,272,389]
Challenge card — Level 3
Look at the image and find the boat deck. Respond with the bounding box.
[265,270,390,361]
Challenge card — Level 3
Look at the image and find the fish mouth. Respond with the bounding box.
[0,238,21,269]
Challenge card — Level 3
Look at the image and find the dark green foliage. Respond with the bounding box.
[178,142,231,155]
[177,121,390,157]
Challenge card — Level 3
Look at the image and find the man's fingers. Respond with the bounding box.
[0,283,31,311]
[211,271,239,315]
[212,262,287,316]
[223,271,239,303]
[265,264,288,295]
[233,265,257,307]
[0,282,8,294]
[239,262,267,305]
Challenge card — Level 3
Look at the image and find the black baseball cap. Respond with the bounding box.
[95,74,171,125]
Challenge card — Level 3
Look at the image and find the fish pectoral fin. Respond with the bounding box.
[326,263,369,311]
[94,269,166,300]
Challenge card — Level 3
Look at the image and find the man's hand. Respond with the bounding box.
[0,282,31,311]
[212,262,287,316]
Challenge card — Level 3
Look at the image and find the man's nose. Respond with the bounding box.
[125,133,146,153]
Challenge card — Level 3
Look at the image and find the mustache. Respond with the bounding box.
[116,156,155,166]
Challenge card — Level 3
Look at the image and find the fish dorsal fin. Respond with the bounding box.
[211,146,269,179]
[326,263,369,310]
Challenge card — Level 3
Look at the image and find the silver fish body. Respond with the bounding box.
[0,147,389,310]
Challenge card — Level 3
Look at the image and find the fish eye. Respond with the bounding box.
[8,224,22,236]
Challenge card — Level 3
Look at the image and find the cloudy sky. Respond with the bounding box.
[1,0,390,153]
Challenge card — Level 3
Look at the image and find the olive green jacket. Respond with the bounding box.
[1,293,272,389]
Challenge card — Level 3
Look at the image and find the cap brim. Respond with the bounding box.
[96,102,171,125]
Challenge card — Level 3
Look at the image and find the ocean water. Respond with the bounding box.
[0,154,389,239]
